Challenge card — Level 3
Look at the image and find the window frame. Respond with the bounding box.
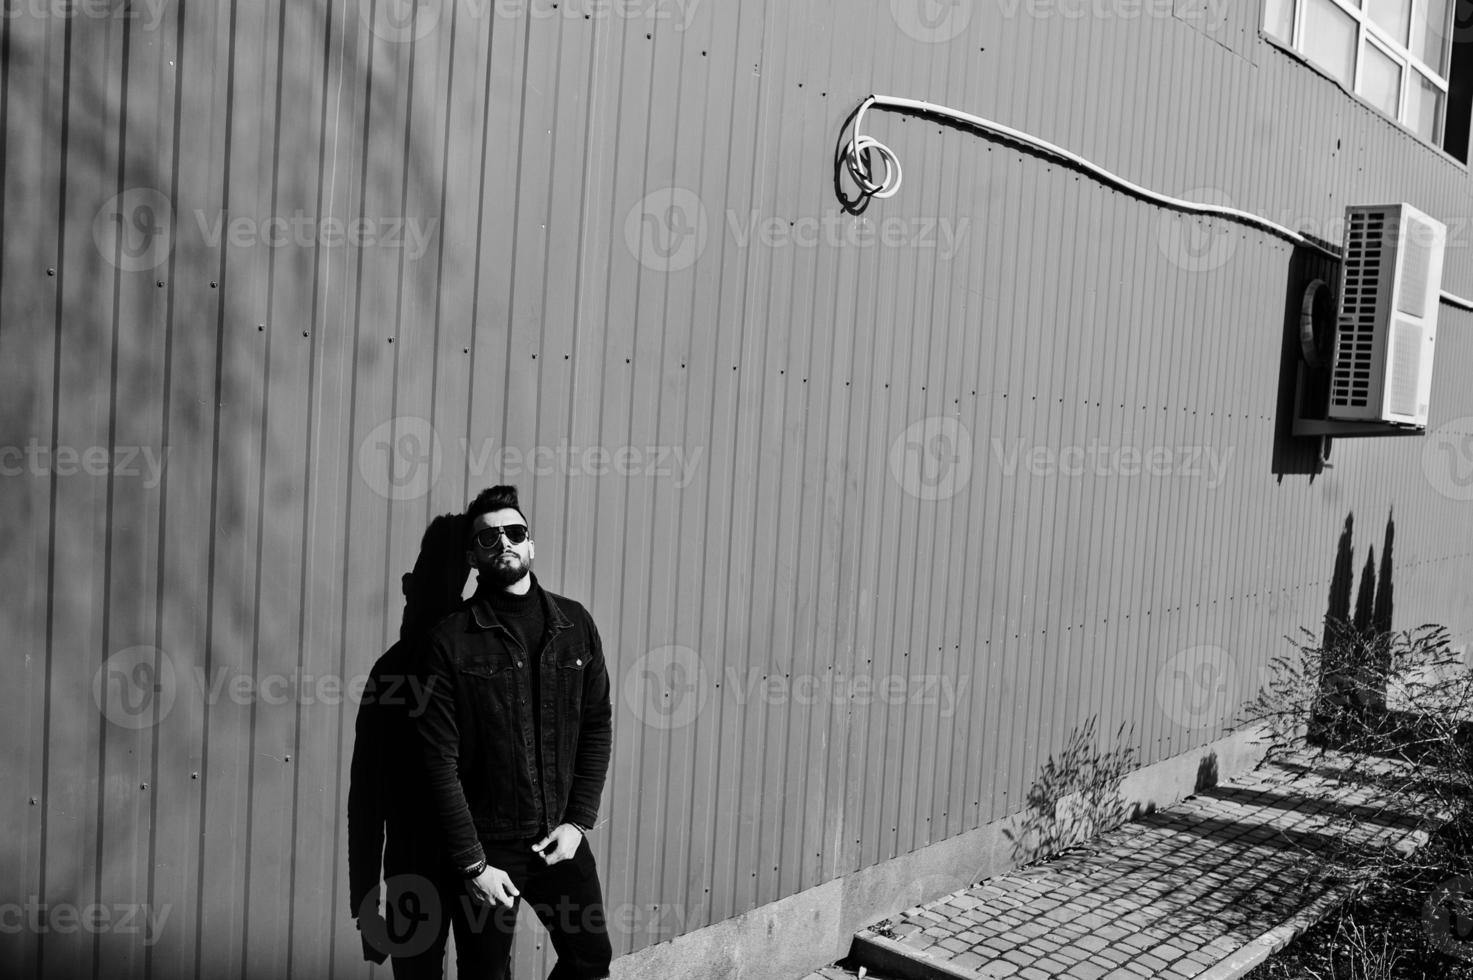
[1273,0,1455,146]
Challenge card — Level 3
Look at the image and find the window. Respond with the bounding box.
[1265,0,1473,161]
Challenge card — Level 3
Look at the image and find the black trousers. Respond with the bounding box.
[388,836,612,980]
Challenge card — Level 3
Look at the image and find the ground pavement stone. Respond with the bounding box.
[843,749,1430,980]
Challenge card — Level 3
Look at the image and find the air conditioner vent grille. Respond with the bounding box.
[1397,216,1433,318]
[1388,318,1422,418]
[1333,211,1384,409]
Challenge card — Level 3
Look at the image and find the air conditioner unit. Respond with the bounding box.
[1329,203,1445,429]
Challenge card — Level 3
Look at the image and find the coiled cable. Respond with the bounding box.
[837,94,1473,311]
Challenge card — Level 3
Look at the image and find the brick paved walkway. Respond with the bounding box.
[800,750,1432,980]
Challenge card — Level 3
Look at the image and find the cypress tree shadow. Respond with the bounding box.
[1314,511,1398,743]
[1314,513,1357,743]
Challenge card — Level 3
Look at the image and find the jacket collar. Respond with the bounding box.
[468,572,573,634]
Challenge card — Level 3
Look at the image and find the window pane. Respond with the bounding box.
[1359,40,1404,116]
[1366,0,1412,44]
[1413,0,1450,74]
[1408,71,1445,141]
[1264,0,1295,42]
[1302,0,1359,85]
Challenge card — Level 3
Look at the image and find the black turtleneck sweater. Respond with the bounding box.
[482,582,550,829]
[483,582,546,669]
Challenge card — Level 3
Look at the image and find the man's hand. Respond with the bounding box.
[355,912,389,964]
[467,864,520,908]
[531,823,584,865]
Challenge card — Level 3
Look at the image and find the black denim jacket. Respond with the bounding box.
[415,575,612,868]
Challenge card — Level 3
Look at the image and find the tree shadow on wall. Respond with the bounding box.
[1314,511,1397,744]
[1002,717,1149,866]
[0,5,469,979]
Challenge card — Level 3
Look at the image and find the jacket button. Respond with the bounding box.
[576,658,582,666]
[515,661,523,668]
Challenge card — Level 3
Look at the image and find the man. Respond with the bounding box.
[417,485,613,979]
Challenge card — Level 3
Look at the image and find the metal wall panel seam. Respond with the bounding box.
[1062,42,1103,773]
[588,3,652,932]
[223,2,290,974]
[896,91,945,860]
[746,0,800,908]
[320,3,405,976]
[243,4,311,974]
[956,122,999,838]
[1008,17,1052,825]
[635,13,700,951]
[996,152,1036,821]
[941,92,980,844]
[312,3,383,976]
[865,106,906,867]
[1068,176,1107,762]
[791,0,852,892]
[1116,203,1152,766]
[149,5,235,977]
[1016,156,1062,820]
[916,116,963,854]
[134,3,190,976]
[690,0,754,928]
[937,2,978,850]
[0,10,57,971]
[190,1,265,975]
[294,1,363,972]
[665,2,722,938]
[769,0,819,899]
[697,0,770,920]
[96,8,169,980]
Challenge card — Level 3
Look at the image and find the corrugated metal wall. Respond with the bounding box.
[4,0,1472,977]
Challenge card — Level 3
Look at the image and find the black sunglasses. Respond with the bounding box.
[470,523,529,548]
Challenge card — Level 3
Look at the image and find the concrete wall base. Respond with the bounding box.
[609,725,1273,980]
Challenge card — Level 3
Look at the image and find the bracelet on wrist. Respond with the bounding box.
[460,858,487,879]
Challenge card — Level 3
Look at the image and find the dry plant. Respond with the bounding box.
[1003,716,1141,863]
[1237,621,1473,965]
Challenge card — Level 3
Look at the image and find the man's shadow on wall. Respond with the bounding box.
[347,513,469,974]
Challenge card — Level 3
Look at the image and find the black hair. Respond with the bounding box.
[465,484,528,528]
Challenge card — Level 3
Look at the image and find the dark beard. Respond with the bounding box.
[479,557,529,589]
